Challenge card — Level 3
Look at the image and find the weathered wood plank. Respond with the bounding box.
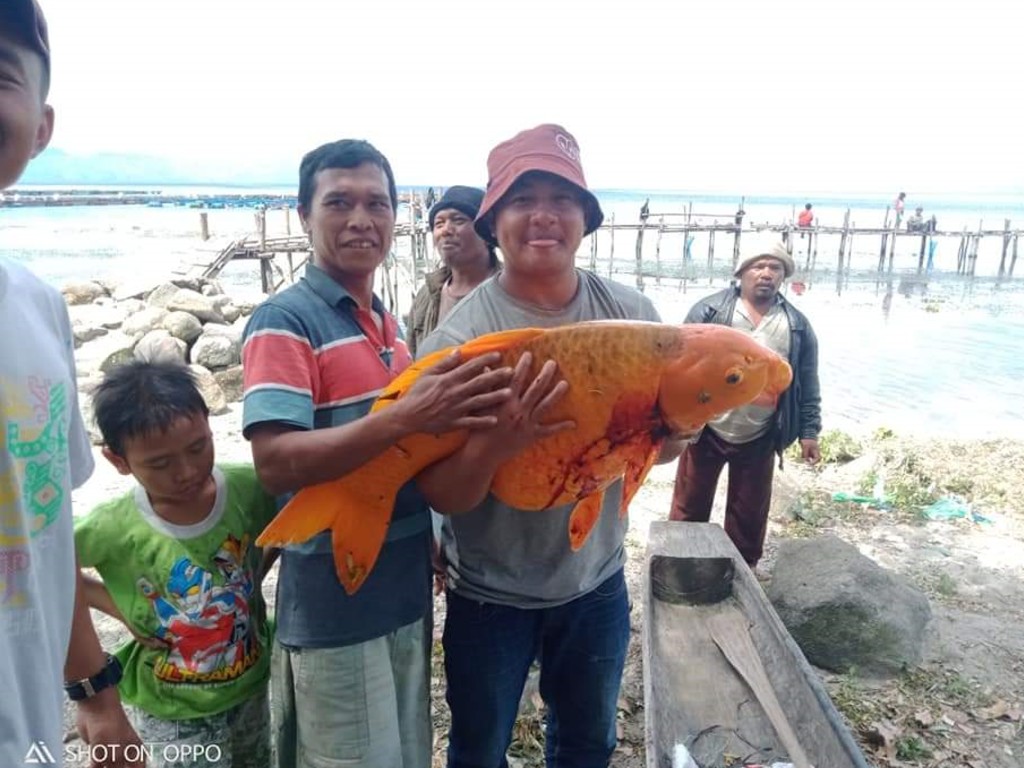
[642,521,871,768]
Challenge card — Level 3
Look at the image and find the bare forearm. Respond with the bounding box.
[81,572,127,625]
[252,406,414,495]
[417,437,503,515]
[65,567,111,684]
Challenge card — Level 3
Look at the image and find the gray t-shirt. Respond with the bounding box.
[417,269,660,608]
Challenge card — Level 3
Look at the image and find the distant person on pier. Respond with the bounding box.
[669,239,822,576]
[906,206,925,232]
[894,191,907,226]
[797,203,814,238]
[1,2,144,766]
[797,203,814,228]
[407,186,501,356]
[242,139,514,768]
[640,196,650,221]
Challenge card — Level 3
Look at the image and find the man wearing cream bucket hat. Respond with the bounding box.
[669,237,822,576]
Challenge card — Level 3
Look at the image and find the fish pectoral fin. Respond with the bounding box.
[568,490,606,551]
[255,483,339,547]
[619,438,663,518]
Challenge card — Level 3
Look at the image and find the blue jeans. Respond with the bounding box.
[443,569,630,768]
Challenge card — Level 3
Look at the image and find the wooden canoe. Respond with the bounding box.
[642,522,872,768]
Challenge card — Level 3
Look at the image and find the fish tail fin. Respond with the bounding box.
[255,482,340,547]
[255,454,407,594]
[568,490,606,551]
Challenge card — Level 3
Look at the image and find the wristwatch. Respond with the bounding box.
[64,654,123,701]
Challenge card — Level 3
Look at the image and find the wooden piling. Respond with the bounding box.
[917,232,928,273]
[969,220,983,276]
[199,212,209,241]
[1010,233,1019,278]
[654,216,665,286]
[608,213,616,278]
[887,217,897,275]
[998,219,1011,278]
[707,228,716,284]
[836,209,850,294]
[589,231,598,272]
[956,229,968,274]
[877,207,891,273]
[634,218,646,292]
[732,200,745,271]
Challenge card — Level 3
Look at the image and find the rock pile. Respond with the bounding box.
[63,277,259,443]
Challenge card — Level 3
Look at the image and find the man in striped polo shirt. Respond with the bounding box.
[241,139,514,768]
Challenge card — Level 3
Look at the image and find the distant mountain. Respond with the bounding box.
[19,147,296,186]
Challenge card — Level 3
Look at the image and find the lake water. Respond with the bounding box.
[2,189,1022,441]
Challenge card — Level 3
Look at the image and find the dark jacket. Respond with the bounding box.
[407,267,450,358]
[685,286,822,455]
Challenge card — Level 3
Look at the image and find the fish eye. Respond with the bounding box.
[725,368,743,385]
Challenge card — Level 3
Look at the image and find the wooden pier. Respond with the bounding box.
[180,195,1021,319]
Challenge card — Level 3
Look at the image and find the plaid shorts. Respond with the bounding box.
[127,690,270,768]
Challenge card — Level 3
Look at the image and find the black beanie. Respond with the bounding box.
[428,186,485,230]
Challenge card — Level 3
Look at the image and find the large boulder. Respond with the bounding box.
[213,365,244,403]
[62,281,108,306]
[146,282,183,309]
[68,302,127,333]
[72,324,108,347]
[134,329,187,365]
[767,535,932,677]
[122,307,169,340]
[99,347,136,375]
[189,364,228,415]
[166,288,225,324]
[162,311,203,344]
[190,331,240,370]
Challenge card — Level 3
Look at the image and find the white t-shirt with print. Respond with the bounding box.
[1,257,94,764]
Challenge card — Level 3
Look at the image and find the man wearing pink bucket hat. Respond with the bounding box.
[416,124,690,767]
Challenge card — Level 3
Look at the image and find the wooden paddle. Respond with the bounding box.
[707,607,814,768]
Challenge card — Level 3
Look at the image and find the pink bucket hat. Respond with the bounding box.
[474,124,604,243]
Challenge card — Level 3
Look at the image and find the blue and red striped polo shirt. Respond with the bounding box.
[242,263,431,648]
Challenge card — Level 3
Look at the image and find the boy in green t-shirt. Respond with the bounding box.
[74,360,278,768]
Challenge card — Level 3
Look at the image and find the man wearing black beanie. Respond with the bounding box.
[407,186,501,356]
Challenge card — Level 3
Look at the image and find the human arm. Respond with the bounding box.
[248,349,513,496]
[66,566,145,768]
[797,323,822,464]
[416,352,574,515]
[80,571,169,651]
[655,428,703,464]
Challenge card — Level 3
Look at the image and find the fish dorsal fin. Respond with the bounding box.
[374,328,547,413]
[456,327,546,357]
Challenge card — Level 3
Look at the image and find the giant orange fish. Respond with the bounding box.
[256,321,793,594]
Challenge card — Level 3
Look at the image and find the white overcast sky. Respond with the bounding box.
[39,0,1022,195]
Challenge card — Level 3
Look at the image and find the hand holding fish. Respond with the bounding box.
[464,352,576,465]
[391,350,515,434]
